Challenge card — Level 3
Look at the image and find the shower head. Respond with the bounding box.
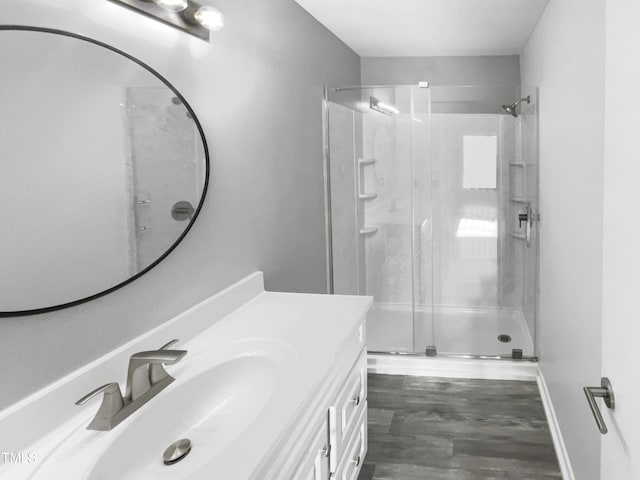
[502,95,531,118]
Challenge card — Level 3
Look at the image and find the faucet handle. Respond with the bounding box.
[75,383,124,431]
[76,382,122,405]
[129,350,187,364]
[149,339,184,384]
[126,343,187,400]
[159,339,179,350]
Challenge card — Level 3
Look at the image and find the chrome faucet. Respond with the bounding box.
[76,339,187,431]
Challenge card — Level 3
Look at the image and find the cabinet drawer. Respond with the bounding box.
[333,405,367,480]
[329,350,367,472]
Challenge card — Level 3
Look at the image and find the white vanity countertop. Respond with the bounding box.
[0,273,372,479]
[192,291,372,479]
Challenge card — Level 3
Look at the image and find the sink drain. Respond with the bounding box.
[163,439,192,466]
[498,334,512,343]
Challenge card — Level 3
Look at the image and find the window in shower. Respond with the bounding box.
[462,135,497,189]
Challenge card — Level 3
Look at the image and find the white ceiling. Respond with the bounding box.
[294,0,550,57]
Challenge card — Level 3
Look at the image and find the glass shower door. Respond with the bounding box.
[409,86,436,355]
[416,85,539,359]
[325,85,434,354]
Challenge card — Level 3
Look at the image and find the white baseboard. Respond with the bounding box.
[537,371,575,480]
[367,354,538,381]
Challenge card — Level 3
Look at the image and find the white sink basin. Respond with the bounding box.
[26,339,296,480]
[0,273,373,480]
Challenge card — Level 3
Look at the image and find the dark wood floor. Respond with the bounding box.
[358,374,562,480]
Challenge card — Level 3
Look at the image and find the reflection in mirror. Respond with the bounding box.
[0,28,208,315]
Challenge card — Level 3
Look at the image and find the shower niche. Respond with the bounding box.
[324,84,539,360]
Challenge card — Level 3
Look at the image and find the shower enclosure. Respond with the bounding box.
[324,84,539,360]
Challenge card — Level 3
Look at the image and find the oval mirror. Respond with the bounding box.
[0,27,209,316]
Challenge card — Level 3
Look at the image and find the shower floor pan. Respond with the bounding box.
[367,303,534,358]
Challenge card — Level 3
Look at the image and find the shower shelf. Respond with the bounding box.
[358,158,377,200]
[358,158,376,166]
[509,162,528,167]
[509,196,528,203]
[509,232,527,240]
[359,227,378,236]
[359,193,378,200]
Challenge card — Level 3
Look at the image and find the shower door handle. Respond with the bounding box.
[584,377,615,434]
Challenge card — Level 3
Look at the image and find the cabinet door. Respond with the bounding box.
[333,406,367,480]
[292,419,330,480]
[312,443,330,480]
[329,351,367,473]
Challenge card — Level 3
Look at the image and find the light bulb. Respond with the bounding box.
[153,0,188,12]
[194,6,224,31]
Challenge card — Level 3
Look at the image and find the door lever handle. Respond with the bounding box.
[583,377,615,434]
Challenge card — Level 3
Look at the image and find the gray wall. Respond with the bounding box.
[0,0,360,409]
[361,56,521,86]
[361,56,522,116]
[521,0,605,478]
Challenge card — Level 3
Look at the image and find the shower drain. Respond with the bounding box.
[498,334,512,343]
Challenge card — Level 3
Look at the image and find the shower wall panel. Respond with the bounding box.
[521,87,539,343]
[327,102,359,295]
[502,115,524,310]
[361,111,413,305]
[429,114,504,309]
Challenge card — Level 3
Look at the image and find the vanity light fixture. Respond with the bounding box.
[193,6,224,31]
[107,0,224,41]
[153,0,188,12]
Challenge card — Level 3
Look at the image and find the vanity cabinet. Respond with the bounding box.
[294,351,367,480]
[258,320,368,480]
[298,325,367,480]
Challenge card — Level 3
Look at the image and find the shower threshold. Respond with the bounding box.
[367,352,539,381]
[369,350,539,362]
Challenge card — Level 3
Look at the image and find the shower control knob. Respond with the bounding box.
[171,201,195,221]
[518,212,529,228]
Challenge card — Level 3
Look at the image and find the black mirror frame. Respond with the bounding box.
[0,25,210,318]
